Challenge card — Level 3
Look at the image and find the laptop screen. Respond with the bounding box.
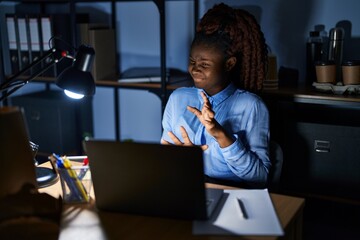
[85,140,217,220]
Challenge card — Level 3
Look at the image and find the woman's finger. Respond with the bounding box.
[180,126,192,145]
[161,139,171,145]
[167,131,183,145]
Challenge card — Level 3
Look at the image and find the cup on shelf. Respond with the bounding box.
[342,60,360,85]
[315,61,336,84]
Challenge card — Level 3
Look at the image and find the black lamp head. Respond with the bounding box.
[56,45,96,99]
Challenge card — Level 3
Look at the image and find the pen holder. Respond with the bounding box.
[58,165,92,204]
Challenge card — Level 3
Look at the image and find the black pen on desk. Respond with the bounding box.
[236,198,248,219]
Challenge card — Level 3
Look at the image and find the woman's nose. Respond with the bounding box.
[191,63,201,72]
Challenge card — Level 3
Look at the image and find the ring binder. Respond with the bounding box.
[5,14,20,75]
[28,15,42,75]
[39,15,55,77]
[17,15,30,71]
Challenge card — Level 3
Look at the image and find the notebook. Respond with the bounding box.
[84,140,224,220]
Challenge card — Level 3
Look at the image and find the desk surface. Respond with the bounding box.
[39,173,305,240]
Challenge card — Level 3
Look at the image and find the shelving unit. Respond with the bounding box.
[0,0,198,140]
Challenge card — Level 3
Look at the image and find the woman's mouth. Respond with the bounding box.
[191,74,204,83]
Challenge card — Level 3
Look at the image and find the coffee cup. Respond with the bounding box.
[342,61,360,85]
[315,61,336,84]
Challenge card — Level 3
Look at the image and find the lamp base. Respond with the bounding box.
[36,166,59,188]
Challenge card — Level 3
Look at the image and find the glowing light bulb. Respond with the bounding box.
[64,90,84,99]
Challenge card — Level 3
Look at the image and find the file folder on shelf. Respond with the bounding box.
[28,15,42,75]
[78,24,117,80]
[17,15,31,71]
[40,15,55,77]
[89,28,117,80]
[5,14,20,74]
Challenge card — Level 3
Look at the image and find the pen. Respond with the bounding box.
[77,157,89,180]
[66,155,88,160]
[53,153,82,201]
[62,155,89,179]
[236,198,248,219]
[53,153,63,167]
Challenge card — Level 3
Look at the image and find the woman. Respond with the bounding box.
[161,3,270,188]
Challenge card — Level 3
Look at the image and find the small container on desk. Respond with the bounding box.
[57,156,92,204]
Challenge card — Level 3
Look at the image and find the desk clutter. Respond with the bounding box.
[51,154,92,204]
[313,60,360,95]
[193,189,284,236]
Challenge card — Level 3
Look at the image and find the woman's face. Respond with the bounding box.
[188,43,234,96]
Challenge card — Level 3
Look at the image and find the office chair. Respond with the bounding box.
[267,140,284,192]
[205,141,283,189]
[205,141,284,190]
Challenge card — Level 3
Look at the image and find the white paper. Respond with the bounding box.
[193,189,284,236]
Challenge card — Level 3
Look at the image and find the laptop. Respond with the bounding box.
[84,140,224,220]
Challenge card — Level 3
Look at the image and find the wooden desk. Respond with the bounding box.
[39,175,305,240]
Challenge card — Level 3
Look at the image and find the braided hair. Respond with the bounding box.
[192,3,268,92]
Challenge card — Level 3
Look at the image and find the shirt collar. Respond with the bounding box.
[197,83,237,106]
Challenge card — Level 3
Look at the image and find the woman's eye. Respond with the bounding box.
[188,60,210,68]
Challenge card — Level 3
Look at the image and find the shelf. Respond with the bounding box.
[1,0,198,141]
[31,77,193,92]
[261,87,360,107]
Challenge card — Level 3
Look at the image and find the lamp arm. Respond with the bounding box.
[0,48,64,101]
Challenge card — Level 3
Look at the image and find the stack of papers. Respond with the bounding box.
[263,79,279,90]
[193,189,284,236]
[118,67,191,84]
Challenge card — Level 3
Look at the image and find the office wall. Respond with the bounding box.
[2,1,360,142]
[79,1,194,142]
[98,0,360,142]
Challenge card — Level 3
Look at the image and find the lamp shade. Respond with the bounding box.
[56,45,96,96]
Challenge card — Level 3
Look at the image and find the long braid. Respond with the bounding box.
[194,3,268,92]
[237,9,268,91]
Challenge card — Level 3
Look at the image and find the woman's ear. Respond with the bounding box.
[225,56,237,71]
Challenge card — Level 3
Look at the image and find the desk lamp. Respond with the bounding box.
[0,44,96,188]
[0,44,95,101]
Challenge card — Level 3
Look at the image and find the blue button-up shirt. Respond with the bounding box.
[161,83,270,185]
